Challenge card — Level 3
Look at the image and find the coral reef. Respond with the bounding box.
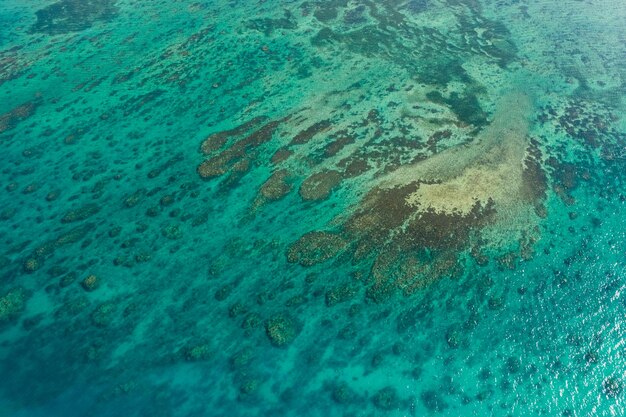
[287,232,347,266]
[299,170,342,201]
[0,101,38,134]
[373,386,401,410]
[265,313,301,347]
[81,274,100,291]
[257,169,292,203]
[198,120,283,179]
[31,0,118,35]
[61,204,100,223]
[602,377,623,398]
[0,288,28,324]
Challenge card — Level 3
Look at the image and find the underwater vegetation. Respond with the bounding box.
[0,0,625,416]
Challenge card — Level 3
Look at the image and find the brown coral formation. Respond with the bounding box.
[265,313,301,347]
[287,91,548,298]
[381,91,546,247]
[322,132,356,158]
[0,101,38,134]
[259,170,292,201]
[198,119,283,179]
[338,156,371,178]
[547,157,582,205]
[199,116,267,155]
[554,100,616,149]
[81,274,100,291]
[270,148,293,165]
[0,287,28,324]
[287,231,347,266]
[290,120,332,145]
[299,170,342,201]
[61,203,100,223]
[23,224,93,273]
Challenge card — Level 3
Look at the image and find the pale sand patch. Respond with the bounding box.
[382,91,533,218]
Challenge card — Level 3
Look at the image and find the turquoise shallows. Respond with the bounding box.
[0,0,625,416]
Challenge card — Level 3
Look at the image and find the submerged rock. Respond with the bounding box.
[241,313,262,329]
[445,325,462,348]
[238,378,260,396]
[161,224,183,240]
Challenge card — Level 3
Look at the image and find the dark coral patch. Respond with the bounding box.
[290,120,332,145]
[61,204,100,223]
[399,201,495,251]
[270,148,294,165]
[299,170,342,201]
[246,10,298,36]
[0,101,39,134]
[200,117,267,155]
[30,0,118,35]
[0,288,29,325]
[321,131,356,158]
[259,170,292,201]
[287,231,347,266]
[265,313,301,347]
[547,157,581,205]
[290,179,494,298]
[521,139,548,211]
[198,119,282,179]
[426,90,488,128]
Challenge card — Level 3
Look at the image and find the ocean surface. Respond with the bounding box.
[0,0,625,416]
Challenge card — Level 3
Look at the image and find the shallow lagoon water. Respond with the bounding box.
[0,0,625,416]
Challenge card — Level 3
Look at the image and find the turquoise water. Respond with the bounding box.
[0,0,625,416]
